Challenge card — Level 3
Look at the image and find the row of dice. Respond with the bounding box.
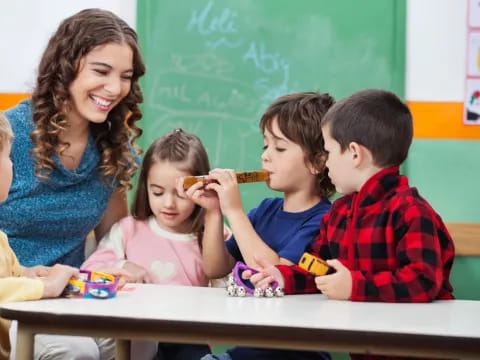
[253,286,284,297]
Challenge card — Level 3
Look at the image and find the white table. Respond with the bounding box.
[1,284,479,359]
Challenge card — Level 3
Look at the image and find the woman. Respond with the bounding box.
[2,8,145,359]
[1,8,145,269]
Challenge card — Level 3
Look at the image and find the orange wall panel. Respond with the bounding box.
[409,101,480,139]
[2,96,480,140]
[0,93,30,110]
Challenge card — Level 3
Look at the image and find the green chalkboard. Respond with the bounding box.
[137,0,406,211]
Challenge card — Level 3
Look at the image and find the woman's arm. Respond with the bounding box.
[94,188,128,243]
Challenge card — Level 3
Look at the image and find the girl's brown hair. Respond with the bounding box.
[131,129,210,244]
[30,8,145,191]
[260,91,336,199]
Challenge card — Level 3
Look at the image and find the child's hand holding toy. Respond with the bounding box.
[227,259,284,297]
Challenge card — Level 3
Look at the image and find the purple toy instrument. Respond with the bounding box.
[226,261,283,297]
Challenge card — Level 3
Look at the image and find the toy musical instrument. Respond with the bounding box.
[183,170,269,189]
[64,270,119,299]
[226,261,283,298]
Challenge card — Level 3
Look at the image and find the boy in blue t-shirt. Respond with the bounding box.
[181,91,336,360]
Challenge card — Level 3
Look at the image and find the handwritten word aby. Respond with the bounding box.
[146,1,295,170]
[187,1,292,102]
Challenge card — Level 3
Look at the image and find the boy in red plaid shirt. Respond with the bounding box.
[251,89,455,360]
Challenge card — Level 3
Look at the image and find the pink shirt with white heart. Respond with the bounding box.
[82,216,210,286]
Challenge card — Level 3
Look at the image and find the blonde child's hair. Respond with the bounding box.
[0,111,13,152]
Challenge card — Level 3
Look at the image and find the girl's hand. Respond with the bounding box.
[42,264,79,298]
[176,177,220,211]
[96,267,133,289]
[205,169,243,217]
[22,265,51,278]
[122,261,154,283]
[248,258,285,290]
[314,259,352,300]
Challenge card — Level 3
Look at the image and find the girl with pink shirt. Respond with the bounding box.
[83,128,220,360]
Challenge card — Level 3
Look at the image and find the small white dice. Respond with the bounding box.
[274,287,285,297]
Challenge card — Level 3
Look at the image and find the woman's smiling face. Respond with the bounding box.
[67,42,134,125]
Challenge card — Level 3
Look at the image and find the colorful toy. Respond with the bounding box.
[64,270,119,299]
[183,170,269,189]
[226,261,283,298]
[298,252,333,276]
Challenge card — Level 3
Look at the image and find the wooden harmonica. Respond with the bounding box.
[183,170,269,189]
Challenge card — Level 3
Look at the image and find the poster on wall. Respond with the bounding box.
[467,32,480,77]
[464,0,480,125]
[465,79,480,124]
[469,0,480,27]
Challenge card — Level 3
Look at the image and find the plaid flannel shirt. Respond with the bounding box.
[277,167,455,360]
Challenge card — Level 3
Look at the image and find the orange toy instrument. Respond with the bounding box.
[183,170,269,189]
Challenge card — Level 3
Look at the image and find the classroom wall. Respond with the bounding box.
[0,0,478,298]
[405,0,478,219]
[405,0,480,300]
[0,0,136,99]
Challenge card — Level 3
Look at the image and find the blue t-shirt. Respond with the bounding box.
[226,197,331,264]
[0,99,114,267]
[225,197,331,360]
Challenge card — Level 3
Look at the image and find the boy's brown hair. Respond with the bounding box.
[0,111,13,152]
[321,88,413,167]
[260,91,336,199]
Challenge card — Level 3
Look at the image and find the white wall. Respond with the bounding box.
[406,0,467,102]
[0,0,136,92]
[0,0,466,104]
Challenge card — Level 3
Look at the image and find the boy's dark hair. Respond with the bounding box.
[132,128,210,244]
[321,89,413,167]
[260,92,336,199]
[31,8,145,191]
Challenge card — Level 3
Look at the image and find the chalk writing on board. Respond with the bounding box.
[187,0,243,49]
[146,1,296,168]
[139,0,406,209]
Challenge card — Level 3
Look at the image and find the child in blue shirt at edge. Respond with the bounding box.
[180,92,336,360]
[250,89,455,360]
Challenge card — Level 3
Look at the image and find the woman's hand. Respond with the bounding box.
[21,265,51,278]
